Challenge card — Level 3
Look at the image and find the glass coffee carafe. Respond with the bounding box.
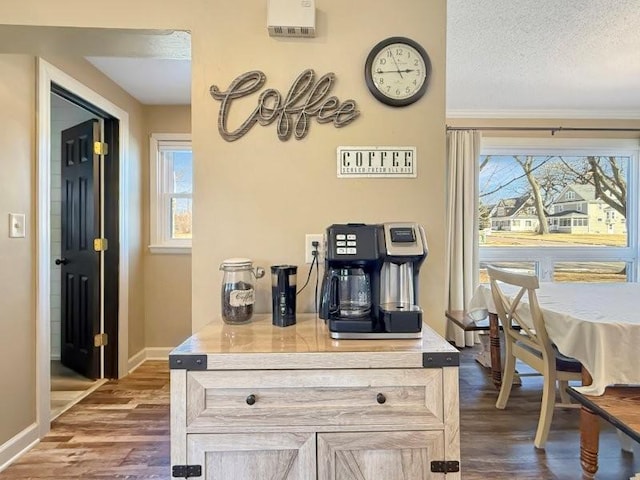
[329,267,372,318]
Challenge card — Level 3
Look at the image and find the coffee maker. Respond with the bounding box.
[319,222,428,339]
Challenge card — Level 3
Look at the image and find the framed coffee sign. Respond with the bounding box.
[337,146,417,178]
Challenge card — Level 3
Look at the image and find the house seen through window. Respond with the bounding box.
[478,138,639,283]
[150,133,192,253]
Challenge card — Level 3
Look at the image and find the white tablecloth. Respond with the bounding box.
[469,283,640,396]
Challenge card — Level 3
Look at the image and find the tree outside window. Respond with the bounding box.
[478,139,638,283]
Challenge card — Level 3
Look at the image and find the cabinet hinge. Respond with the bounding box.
[172,465,202,478]
[431,460,460,473]
[94,141,109,156]
[93,238,109,252]
[94,333,108,347]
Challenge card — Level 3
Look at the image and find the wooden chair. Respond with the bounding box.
[486,265,582,449]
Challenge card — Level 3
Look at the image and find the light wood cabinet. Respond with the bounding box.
[170,315,460,479]
[188,433,315,480]
[318,431,444,480]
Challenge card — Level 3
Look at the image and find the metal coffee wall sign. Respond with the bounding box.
[337,146,417,178]
[209,69,360,142]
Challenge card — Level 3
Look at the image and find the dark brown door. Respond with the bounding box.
[59,119,101,379]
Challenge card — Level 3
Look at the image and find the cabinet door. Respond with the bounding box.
[187,432,315,480]
[318,431,446,480]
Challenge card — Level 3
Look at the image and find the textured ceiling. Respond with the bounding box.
[10,3,635,113]
[86,57,191,105]
[446,0,640,117]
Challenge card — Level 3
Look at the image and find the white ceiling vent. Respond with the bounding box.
[267,0,316,38]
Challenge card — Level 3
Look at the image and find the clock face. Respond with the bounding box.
[365,37,431,107]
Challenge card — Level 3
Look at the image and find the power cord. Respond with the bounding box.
[297,240,320,296]
[314,248,320,315]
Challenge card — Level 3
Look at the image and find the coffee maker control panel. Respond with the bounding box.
[384,222,427,257]
[326,224,383,261]
[334,233,358,255]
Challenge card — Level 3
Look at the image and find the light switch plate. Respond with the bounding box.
[9,213,25,238]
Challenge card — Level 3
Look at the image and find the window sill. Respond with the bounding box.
[148,244,192,255]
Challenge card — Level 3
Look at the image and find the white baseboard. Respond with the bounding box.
[127,347,173,373]
[145,347,173,360]
[127,348,147,374]
[0,423,39,473]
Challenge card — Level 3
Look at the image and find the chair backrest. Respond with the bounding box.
[486,265,554,357]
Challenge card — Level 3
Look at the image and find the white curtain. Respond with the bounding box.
[445,130,482,347]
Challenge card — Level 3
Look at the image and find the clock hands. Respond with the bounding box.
[376,68,416,74]
[389,51,404,79]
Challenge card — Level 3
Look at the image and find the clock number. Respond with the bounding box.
[379,78,384,85]
[395,48,403,55]
[379,58,386,65]
[414,59,419,66]
[386,49,393,58]
[396,89,401,95]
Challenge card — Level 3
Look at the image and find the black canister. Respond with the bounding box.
[271,265,297,327]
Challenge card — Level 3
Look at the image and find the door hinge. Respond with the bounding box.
[94,141,109,156]
[94,333,108,347]
[431,460,460,473]
[93,238,109,252]
[172,465,202,478]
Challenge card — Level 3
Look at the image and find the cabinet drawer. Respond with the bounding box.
[185,369,444,432]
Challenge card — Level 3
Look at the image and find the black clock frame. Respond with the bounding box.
[364,36,431,107]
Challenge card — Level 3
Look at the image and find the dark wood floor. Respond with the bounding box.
[0,348,638,479]
[0,361,170,479]
[459,346,639,480]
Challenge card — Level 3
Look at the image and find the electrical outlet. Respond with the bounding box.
[305,233,324,264]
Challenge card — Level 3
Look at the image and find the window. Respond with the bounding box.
[150,133,192,253]
[479,138,639,282]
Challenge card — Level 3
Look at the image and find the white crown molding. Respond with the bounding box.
[446,109,640,120]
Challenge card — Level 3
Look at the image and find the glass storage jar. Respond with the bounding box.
[220,258,265,324]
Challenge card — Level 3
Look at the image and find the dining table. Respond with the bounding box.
[468,281,640,479]
[468,281,640,395]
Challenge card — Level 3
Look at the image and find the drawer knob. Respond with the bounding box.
[246,394,256,406]
[376,393,386,404]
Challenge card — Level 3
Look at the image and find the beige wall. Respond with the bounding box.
[143,106,192,348]
[0,54,36,444]
[191,0,447,333]
[0,0,447,450]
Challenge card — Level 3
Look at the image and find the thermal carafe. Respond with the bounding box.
[271,265,297,327]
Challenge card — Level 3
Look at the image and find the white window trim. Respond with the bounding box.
[149,133,192,254]
[480,137,640,281]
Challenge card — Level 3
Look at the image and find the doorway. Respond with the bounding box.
[37,59,131,437]
[50,94,102,418]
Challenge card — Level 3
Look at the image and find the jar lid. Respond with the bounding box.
[221,257,253,268]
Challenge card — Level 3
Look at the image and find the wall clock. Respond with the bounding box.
[364,36,431,107]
